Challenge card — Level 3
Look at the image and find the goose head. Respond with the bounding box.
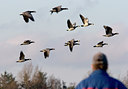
[103,43,108,45]
[30,41,35,43]
[113,33,119,36]
[89,23,94,25]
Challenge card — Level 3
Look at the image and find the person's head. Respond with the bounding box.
[91,52,108,71]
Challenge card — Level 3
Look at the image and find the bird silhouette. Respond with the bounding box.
[20,11,36,23]
[93,41,108,47]
[50,5,68,14]
[65,39,80,52]
[20,40,35,45]
[79,14,94,27]
[40,48,55,59]
[67,19,80,31]
[103,25,119,37]
[16,51,31,63]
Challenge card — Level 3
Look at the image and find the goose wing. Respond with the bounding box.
[24,40,31,43]
[27,11,36,13]
[67,19,73,28]
[69,41,73,52]
[44,50,49,58]
[104,26,112,34]
[53,5,62,9]
[53,5,62,12]
[23,16,29,23]
[29,14,35,21]
[97,41,103,45]
[56,5,62,11]
[69,45,73,52]
[19,51,25,60]
[80,14,88,24]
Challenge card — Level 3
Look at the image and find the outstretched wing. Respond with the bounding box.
[19,51,25,60]
[44,50,50,59]
[24,40,30,43]
[23,16,29,23]
[104,26,112,35]
[29,14,35,21]
[27,11,36,13]
[67,19,73,28]
[69,41,73,52]
[97,41,103,45]
[80,14,88,24]
[53,5,62,12]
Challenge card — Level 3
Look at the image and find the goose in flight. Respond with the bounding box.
[20,11,36,23]
[40,48,55,59]
[16,51,31,63]
[103,25,119,37]
[79,14,94,27]
[65,39,80,52]
[67,19,80,31]
[93,41,108,47]
[50,5,68,14]
[21,40,35,45]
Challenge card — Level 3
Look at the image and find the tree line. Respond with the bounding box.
[0,63,75,89]
[0,63,127,89]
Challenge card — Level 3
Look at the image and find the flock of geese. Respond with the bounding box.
[16,5,119,63]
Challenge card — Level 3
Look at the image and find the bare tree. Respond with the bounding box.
[0,71,18,89]
[67,82,76,89]
[47,75,62,89]
[18,63,49,89]
[18,63,33,89]
[31,66,47,89]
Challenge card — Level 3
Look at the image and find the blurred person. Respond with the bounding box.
[75,52,127,89]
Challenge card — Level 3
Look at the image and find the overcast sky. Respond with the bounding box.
[0,0,128,85]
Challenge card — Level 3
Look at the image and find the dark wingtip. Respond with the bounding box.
[70,49,73,52]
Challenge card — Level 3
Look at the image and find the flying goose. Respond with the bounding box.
[67,19,80,31]
[65,39,80,52]
[93,41,108,47]
[79,14,94,27]
[20,11,36,23]
[21,40,35,45]
[50,5,68,14]
[40,48,55,59]
[103,25,119,37]
[16,51,31,63]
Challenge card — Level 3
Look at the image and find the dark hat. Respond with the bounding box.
[92,52,108,65]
